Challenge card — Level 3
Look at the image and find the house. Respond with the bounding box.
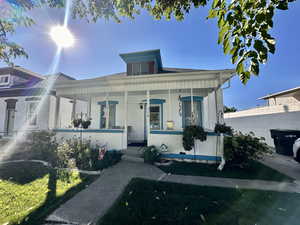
[53,49,235,162]
[225,86,300,146]
[0,66,76,137]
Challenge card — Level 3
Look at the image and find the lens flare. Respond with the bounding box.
[50,25,75,48]
[0,0,72,162]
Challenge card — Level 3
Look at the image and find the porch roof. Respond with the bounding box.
[54,69,235,97]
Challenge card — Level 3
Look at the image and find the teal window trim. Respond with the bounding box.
[143,99,165,130]
[142,99,166,104]
[97,101,119,105]
[180,96,203,128]
[53,129,124,133]
[180,96,203,102]
[161,153,221,161]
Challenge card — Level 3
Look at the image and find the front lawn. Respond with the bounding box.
[0,161,98,225]
[99,178,300,225]
[158,160,293,182]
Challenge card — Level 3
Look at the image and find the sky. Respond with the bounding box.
[1,2,300,110]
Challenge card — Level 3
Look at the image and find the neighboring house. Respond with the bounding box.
[225,86,300,146]
[54,49,235,162]
[0,66,76,136]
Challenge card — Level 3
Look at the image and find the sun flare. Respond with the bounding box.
[50,25,75,48]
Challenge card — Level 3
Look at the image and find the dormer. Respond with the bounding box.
[0,74,11,87]
[120,49,163,76]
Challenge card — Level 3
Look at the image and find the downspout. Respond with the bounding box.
[217,73,234,170]
[215,73,226,171]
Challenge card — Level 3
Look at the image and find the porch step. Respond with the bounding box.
[122,154,144,163]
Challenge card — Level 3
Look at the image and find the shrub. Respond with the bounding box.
[214,123,233,135]
[94,150,123,170]
[142,146,161,164]
[26,130,58,164]
[183,126,207,151]
[56,137,100,170]
[224,132,272,168]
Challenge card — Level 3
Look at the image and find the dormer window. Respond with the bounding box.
[120,49,163,76]
[0,75,10,86]
[128,61,155,75]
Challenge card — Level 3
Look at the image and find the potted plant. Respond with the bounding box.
[82,119,91,129]
[72,118,82,128]
[182,126,207,151]
[214,123,233,135]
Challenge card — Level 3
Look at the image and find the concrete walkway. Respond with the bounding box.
[260,153,300,181]
[46,156,300,225]
[46,160,164,225]
[164,174,300,193]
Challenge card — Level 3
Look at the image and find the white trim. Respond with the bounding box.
[0,75,10,86]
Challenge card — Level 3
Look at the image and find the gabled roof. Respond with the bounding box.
[0,66,45,80]
[259,86,300,100]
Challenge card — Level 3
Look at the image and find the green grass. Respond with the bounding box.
[0,161,99,225]
[158,160,294,182]
[99,178,300,225]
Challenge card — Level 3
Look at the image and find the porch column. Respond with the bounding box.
[123,91,128,149]
[105,93,109,129]
[191,88,194,125]
[54,96,60,128]
[87,96,92,118]
[168,89,171,121]
[146,90,150,146]
[71,98,76,120]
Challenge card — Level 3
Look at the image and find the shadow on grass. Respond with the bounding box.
[18,171,98,225]
[0,161,98,225]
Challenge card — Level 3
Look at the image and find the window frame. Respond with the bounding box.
[98,101,118,129]
[0,75,10,86]
[181,96,203,128]
[26,101,38,126]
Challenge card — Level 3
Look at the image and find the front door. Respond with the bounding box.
[6,109,15,136]
[144,104,162,140]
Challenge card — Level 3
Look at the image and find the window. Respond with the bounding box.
[100,104,116,128]
[0,75,10,85]
[129,61,154,75]
[182,97,203,128]
[150,105,162,129]
[27,102,38,126]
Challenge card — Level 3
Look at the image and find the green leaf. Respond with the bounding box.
[207,9,217,18]
[236,60,245,74]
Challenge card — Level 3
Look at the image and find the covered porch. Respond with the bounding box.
[53,70,234,162]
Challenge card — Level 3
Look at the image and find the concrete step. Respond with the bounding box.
[122,154,144,163]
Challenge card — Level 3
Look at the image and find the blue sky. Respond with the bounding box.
[2,2,300,110]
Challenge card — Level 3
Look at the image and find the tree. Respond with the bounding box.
[224,105,237,113]
[1,0,296,83]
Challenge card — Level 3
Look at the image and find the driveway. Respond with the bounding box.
[260,153,300,181]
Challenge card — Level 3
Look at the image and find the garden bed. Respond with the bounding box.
[98,178,300,225]
[157,160,294,182]
[0,161,99,225]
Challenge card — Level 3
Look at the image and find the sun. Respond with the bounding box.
[50,25,75,48]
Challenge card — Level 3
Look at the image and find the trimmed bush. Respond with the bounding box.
[94,150,123,170]
[214,123,233,135]
[224,132,272,168]
[142,146,161,164]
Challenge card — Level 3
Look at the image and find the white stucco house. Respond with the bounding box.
[225,86,300,146]
[53,49,235,162]
[0,66,76,136]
